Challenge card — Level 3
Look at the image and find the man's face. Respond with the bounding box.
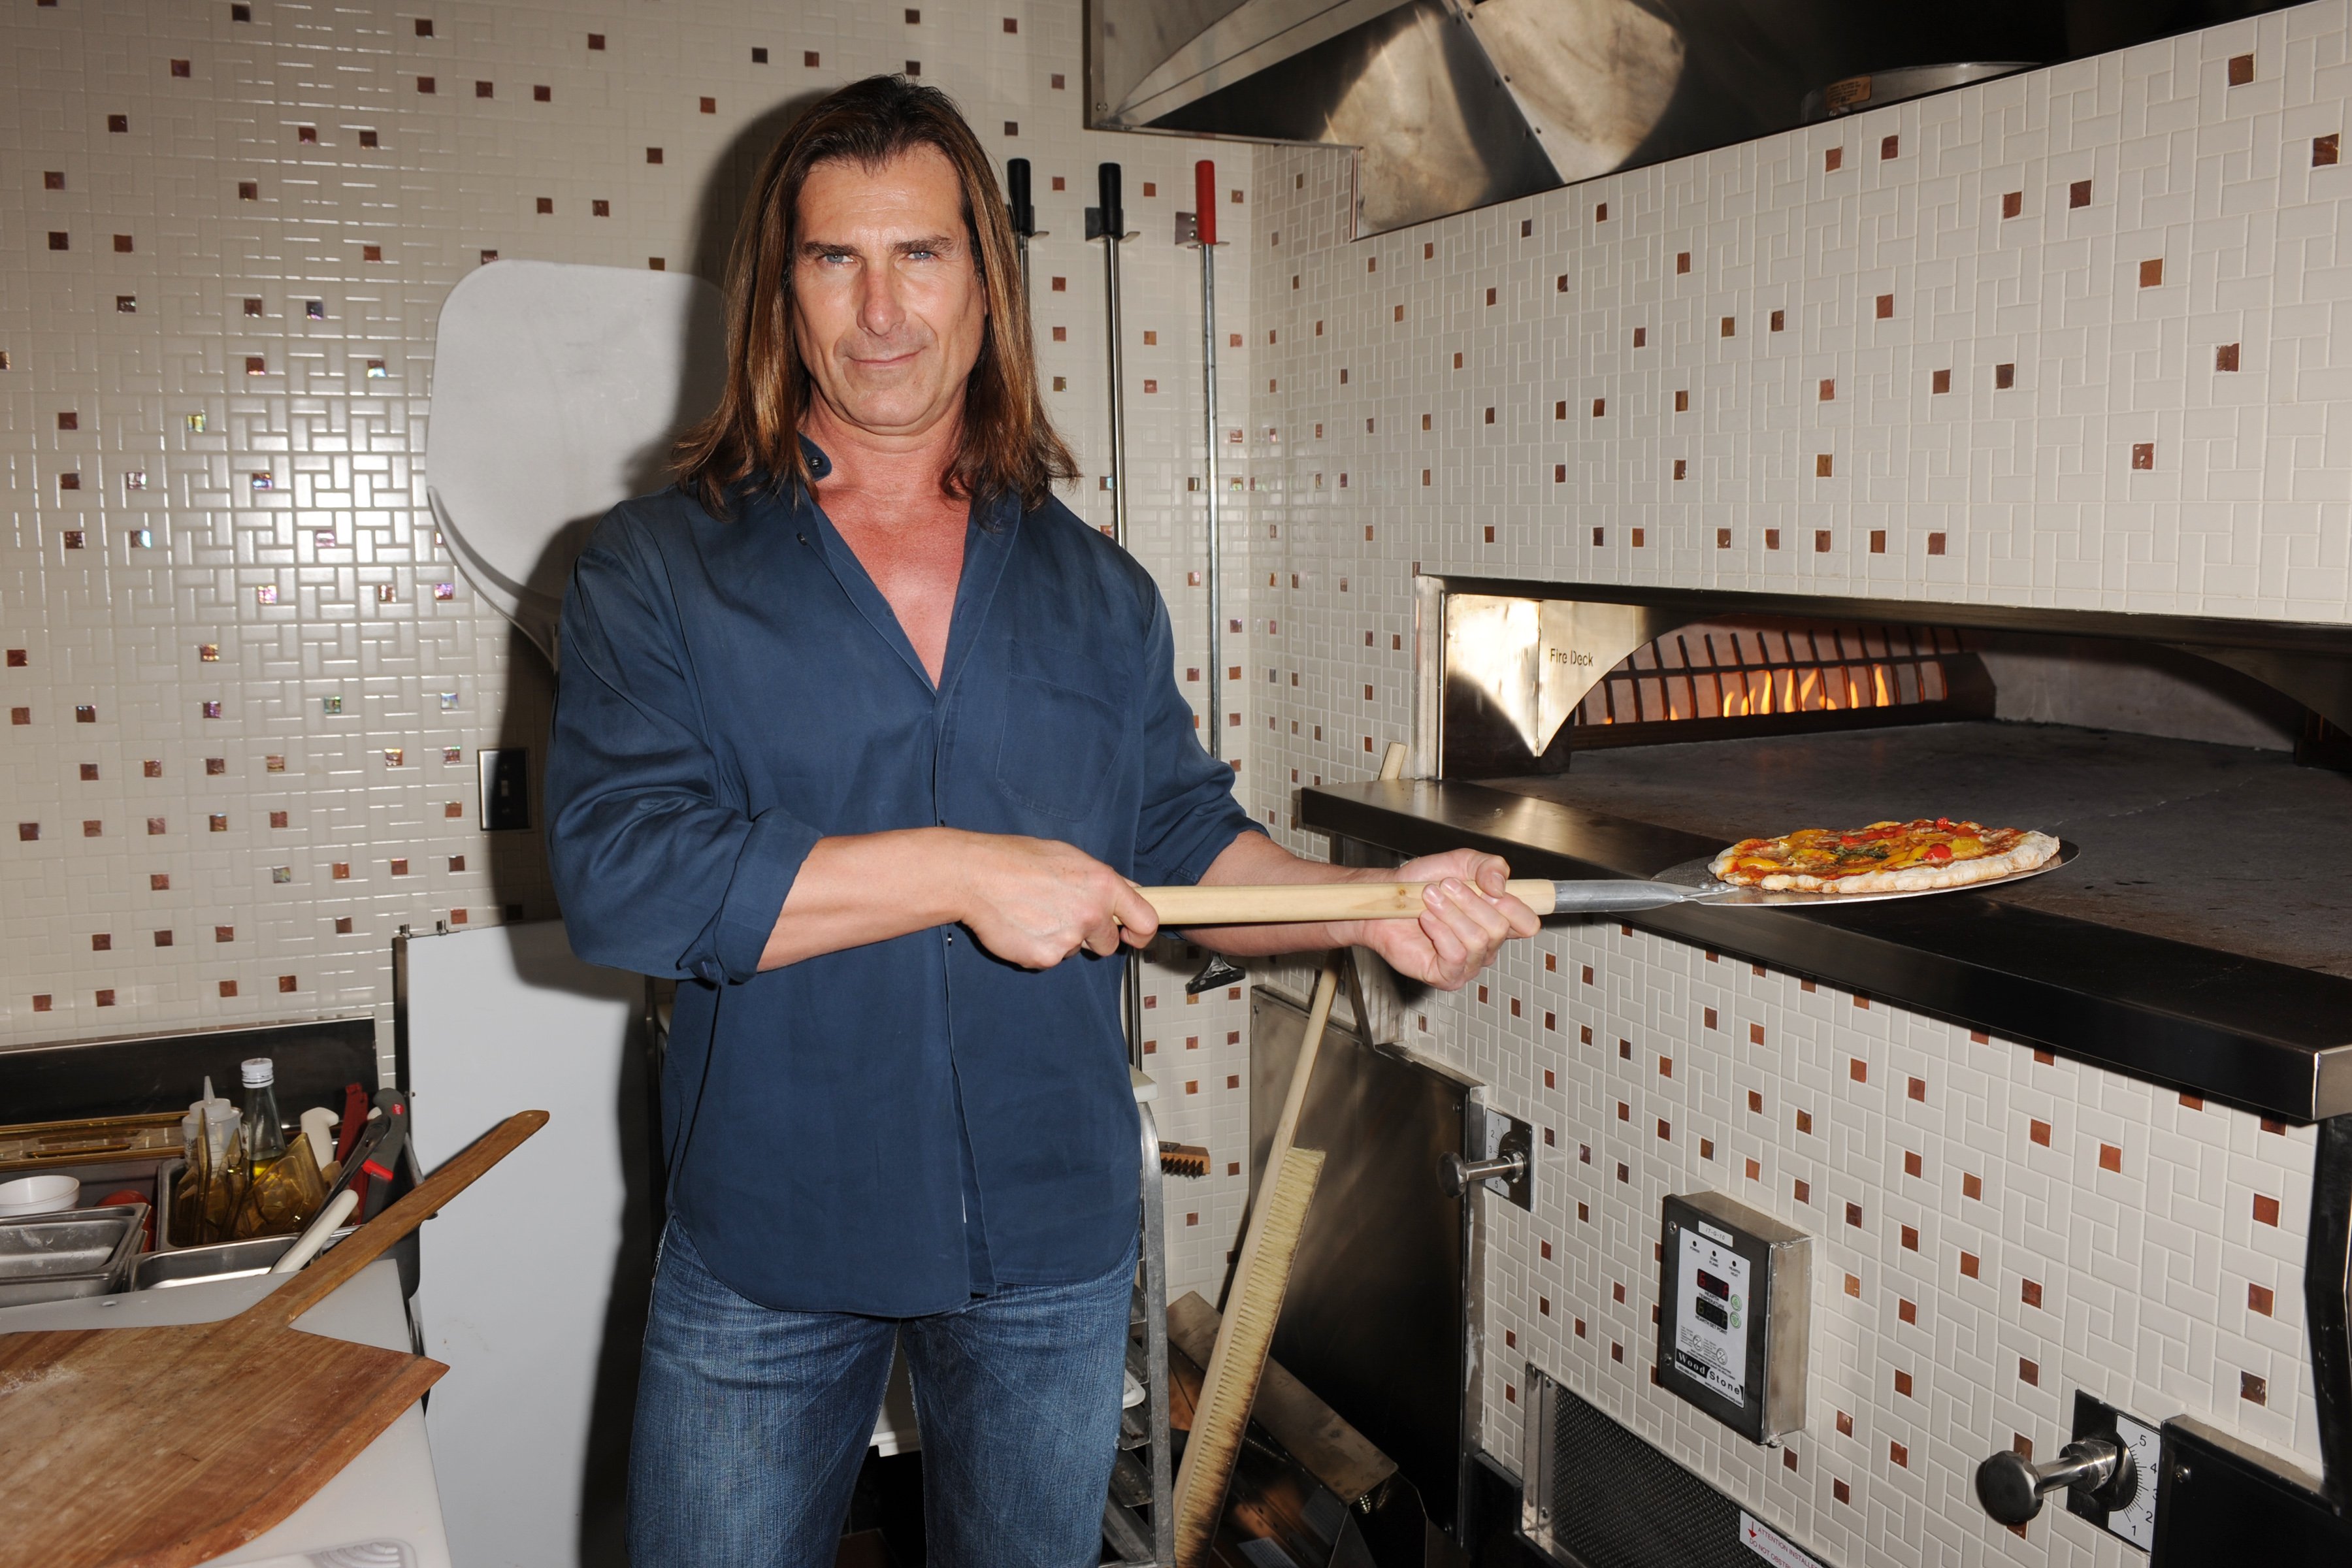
[791,145,987,444]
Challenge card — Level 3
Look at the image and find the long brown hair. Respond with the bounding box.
[674,75,1076,516]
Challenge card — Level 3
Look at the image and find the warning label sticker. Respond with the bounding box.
[1739,1511,1821,1567]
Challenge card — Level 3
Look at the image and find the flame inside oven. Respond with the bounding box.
[1577,623,1961,728]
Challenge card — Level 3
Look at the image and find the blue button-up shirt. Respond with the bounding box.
[544,449,1257,1315]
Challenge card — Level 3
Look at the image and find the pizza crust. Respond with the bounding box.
[1708,827,2060,894]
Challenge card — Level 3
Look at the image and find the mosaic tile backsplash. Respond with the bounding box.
[5,0,2342,1559]
[0,0,1263,1298]
[1247,5,2344,1564]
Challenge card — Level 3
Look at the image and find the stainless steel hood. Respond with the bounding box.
[1088,0,2292,237]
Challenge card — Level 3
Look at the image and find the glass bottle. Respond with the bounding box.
[232,1057,324,1238]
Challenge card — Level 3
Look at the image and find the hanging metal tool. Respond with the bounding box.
[1005,157,1041,297]
[1087,162,1136,550]
[1089,163,1148,1062]
[1192,159,1224,760]
[1181,157,1248,1000]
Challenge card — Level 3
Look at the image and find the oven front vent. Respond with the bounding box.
[1568,619,1989,748]
[1520,1367,1826,1568]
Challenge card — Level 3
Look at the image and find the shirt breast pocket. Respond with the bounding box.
[996,673,1126,821]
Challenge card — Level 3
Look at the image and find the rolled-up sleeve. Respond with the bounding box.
[545,512,821,982]
[1128,586,1262,888]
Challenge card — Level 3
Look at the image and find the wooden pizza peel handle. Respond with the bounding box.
[239,1109,549,1334]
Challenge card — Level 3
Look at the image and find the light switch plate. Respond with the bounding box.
[2066,1389,2159,1550]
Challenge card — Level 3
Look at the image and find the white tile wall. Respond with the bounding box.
[1250,5,2346,1562]
[0,0,1260,1300]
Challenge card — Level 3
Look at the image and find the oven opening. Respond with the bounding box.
[1564,618,1989,750]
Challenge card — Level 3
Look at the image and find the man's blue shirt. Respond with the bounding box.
[544,451,1258,1315]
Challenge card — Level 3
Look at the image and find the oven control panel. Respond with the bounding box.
[1655,1192,1810,1444]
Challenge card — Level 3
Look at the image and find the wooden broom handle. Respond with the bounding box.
[245,1109,549,1331]
[1138,878,1558,926]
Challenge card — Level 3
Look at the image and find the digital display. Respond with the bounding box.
[1674,1227,1750,1405]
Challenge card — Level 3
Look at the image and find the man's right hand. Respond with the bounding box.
[950,831,1160,969]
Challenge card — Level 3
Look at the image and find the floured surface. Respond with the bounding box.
[1490,721,2352,978]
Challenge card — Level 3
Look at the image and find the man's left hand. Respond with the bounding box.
[1352,849,1539,990]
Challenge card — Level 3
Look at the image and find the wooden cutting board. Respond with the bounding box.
[0,1109,546,1568]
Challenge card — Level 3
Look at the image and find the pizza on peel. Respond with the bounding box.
[1708,817,2061,895]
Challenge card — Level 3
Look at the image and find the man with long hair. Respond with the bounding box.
[545,75,1535,1565]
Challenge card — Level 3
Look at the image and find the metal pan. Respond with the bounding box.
[1654,839,2080,906]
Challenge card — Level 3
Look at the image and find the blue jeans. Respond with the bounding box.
[627,1220,1135,1567]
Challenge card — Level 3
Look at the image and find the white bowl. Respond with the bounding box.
[0,1173,83,1217]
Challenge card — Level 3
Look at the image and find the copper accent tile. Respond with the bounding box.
[108,114,128,132]
[2217,342,2240,371]
[2002,190,2021,218]
[334,917,353,935]
[534,85,551,103]
[1961,1250,1980,1279]
[2242,1371,2268,1404]
[2140,257,2164,287]
[1845,1201,1863,1228]
[1793,1179,1810,1203]
[1901,1224,1919,1250]
[1633,327,1645,346]
[1825,147,1842,172]
[1676,461,1690,482]
[2249,1282,2274,1315]
[475,81,493,99]
[1676,252,1690,274]
[2229,53,2253,85]
[91,934,110,951]
[2132,442,2155,470]
[278,975,297,993]
[218,981,237,998]
[2029,1118,2051,1145]
[1927,532,1947,556]
[1898,1298,1918,1324]
[417,77,435,94]
[1869,529,1886,553]
[2254,1193,2280,1226]
[216,926,233,943]
[1714,525,1727,546]
[1595,203,1608,221]
[391,857,410,875]
[2021,1278,2043,1307]
[82,820,101,838]
[1816,454,1833,478]
[1832,1480,1850,1506]
[2317,134,2340,167]
[2181,1092,2204,1109]
[1881,135,1898,160]
[95,990,116,1007]
[155,930,172,947]
[2070,178,2092,207]
[1720,316,1735,336]
[1764,529,1780,550]
[1874,293,1893,319]
[2099,1143,2123,1172]
[1908,1076,1926,1101]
